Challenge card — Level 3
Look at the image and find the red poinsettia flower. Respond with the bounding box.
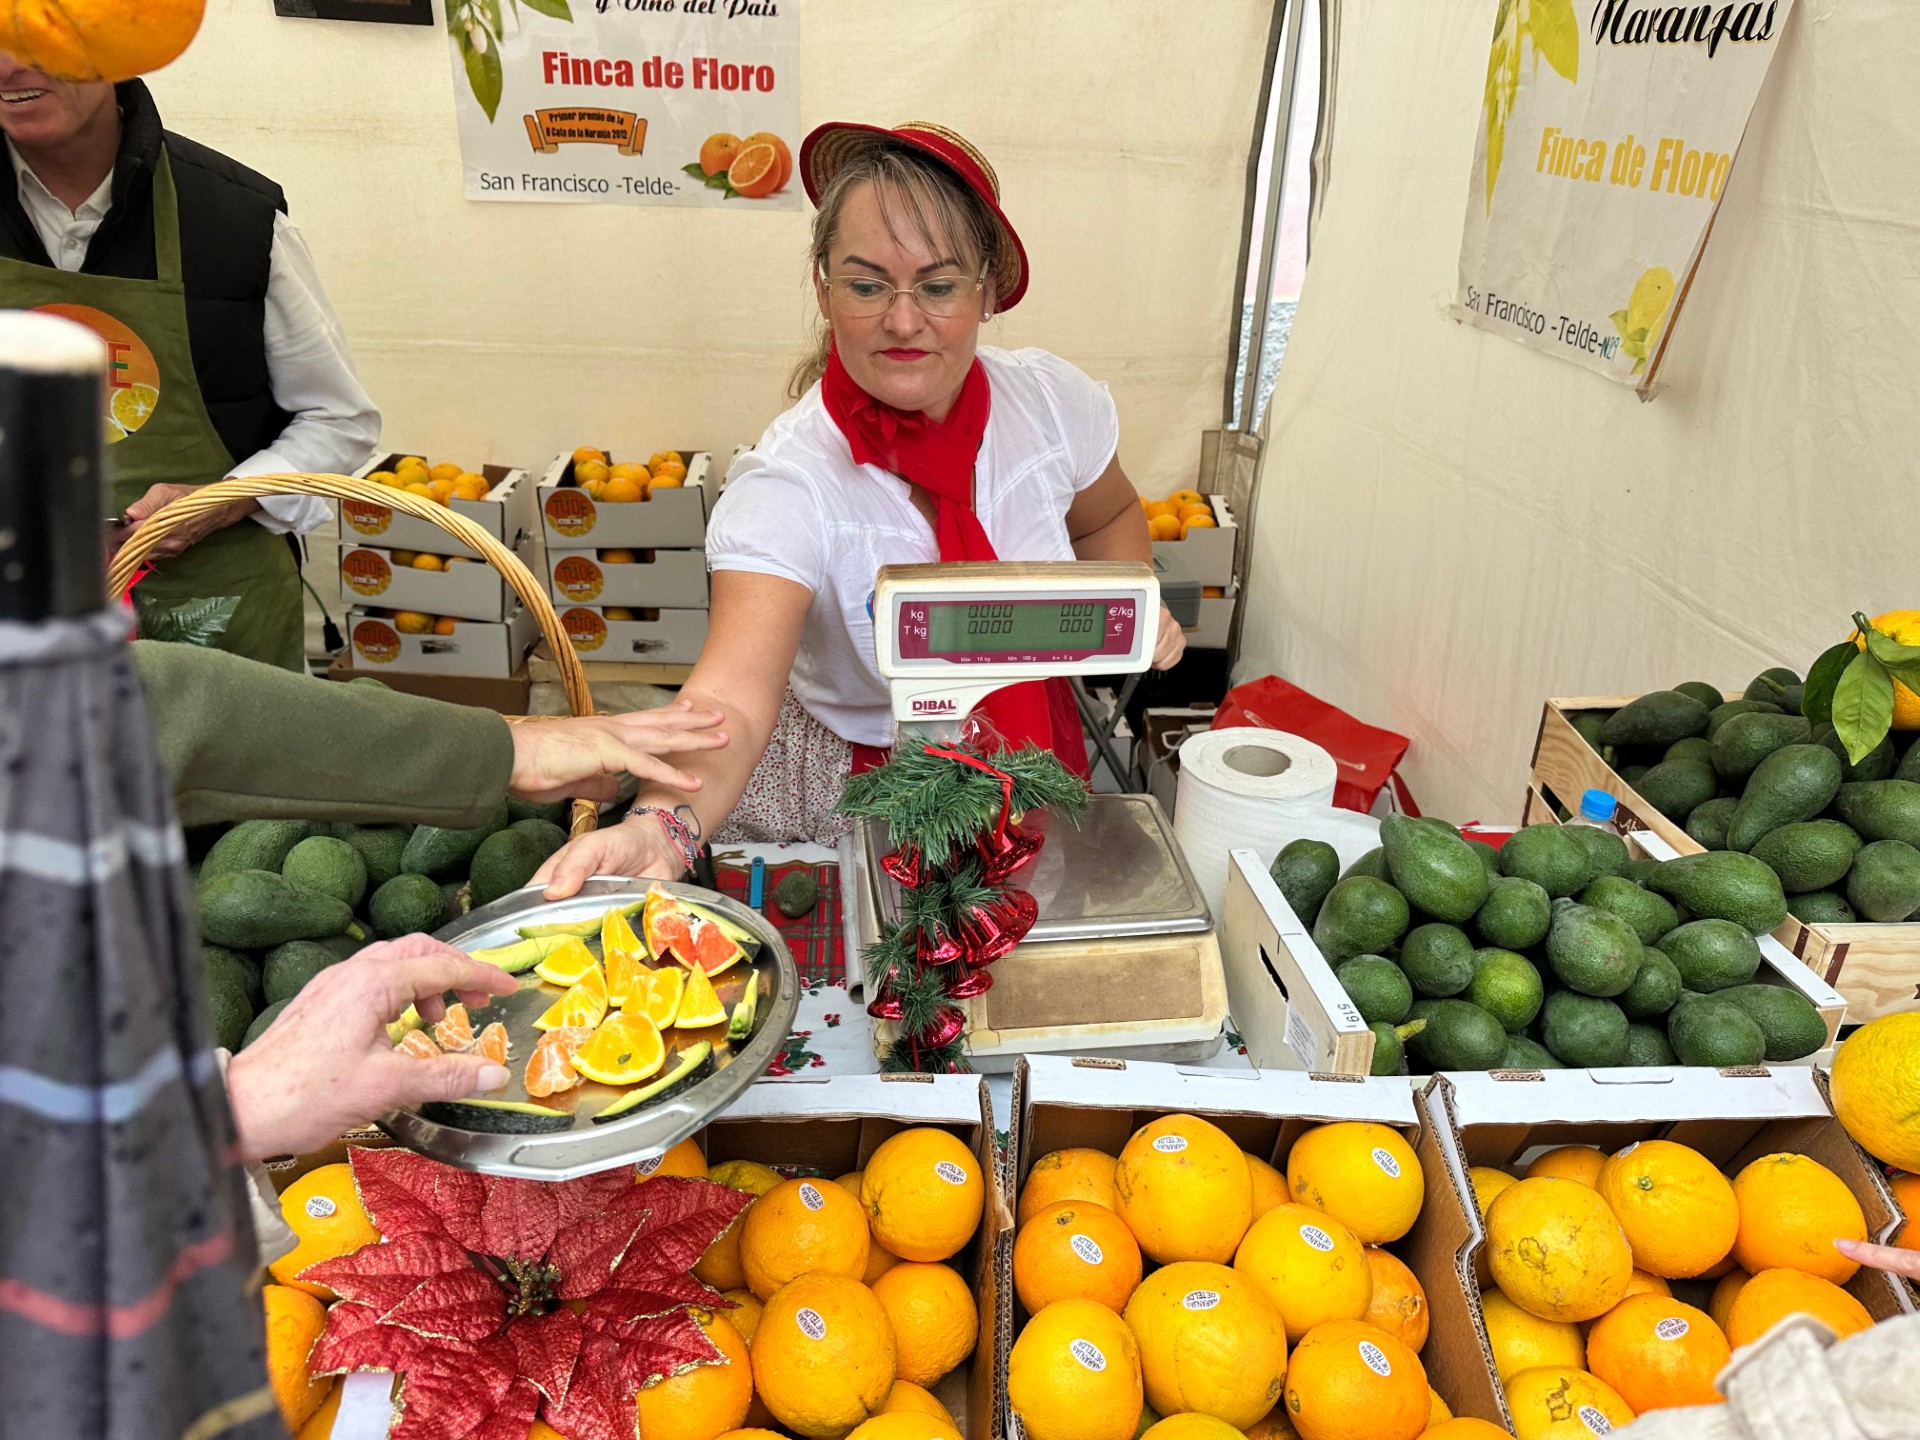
[303,1146,753,1440]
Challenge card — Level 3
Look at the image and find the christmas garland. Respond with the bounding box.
[838,743,1087,1071]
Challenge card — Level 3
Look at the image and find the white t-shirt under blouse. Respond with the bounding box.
[707,345,1120,748]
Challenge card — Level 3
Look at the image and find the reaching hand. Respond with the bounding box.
[1834,1237,1920,1284]
[117,482,260,558]
[1152,603,1187,670]
[223,934,518,1161]
[533,811,687,899]
[509,700,727,802]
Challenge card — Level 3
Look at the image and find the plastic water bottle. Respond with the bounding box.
[1569,788,1621,833]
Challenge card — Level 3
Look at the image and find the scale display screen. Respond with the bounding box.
[896,597,1140,664]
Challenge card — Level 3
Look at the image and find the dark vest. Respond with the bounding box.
[0,81,291,468]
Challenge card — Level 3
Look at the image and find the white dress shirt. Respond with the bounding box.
[8,142,380,535]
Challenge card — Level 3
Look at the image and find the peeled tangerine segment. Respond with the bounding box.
[534,964,608,1030]
[674,965,727,1029]
[526,1026,593,1097]
[570,1012,667,1087]
[533,936,600,987]
[628,967,685,1029]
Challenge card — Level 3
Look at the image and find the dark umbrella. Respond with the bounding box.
[0,312,281,1440]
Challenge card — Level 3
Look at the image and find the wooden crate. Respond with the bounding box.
[1530,697,1920,1023]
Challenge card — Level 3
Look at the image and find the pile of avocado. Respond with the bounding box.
[192,797,571,1054]
[1270,812,1827,1076]
[1571,669,1920,926]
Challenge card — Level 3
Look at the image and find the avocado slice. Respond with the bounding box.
[592,1042,714,1124]
[727,973,759,1041]
[470,934,575,973]
[420,1098,575,1133]
[516,899,645,941]
[385,1005,424,1046]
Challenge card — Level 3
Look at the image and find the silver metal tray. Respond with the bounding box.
[377,876,797,1180]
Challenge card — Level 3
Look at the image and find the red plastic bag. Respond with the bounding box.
[1211,675,1418,815]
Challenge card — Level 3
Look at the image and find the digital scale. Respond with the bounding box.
[853,561,1228,1070]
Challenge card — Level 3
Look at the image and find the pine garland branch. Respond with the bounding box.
[898,857,1000,942]
[838,744,1089,860]
[861,923,957,1037]
[881,1038,970,1074]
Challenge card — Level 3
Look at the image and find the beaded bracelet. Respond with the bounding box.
[626,803,703,874]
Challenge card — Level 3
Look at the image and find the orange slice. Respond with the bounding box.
[395,1029,441,1059]
[644,892,746,978]
[534,964,608,1031]
[473,1022,510,1065]
[571,1013,667,1086]
[603,907,648,1004]
[533,936,600,987]
[628,967,685,1030]
[526,1026,593,1097]
[674,965,727,1029]
[433,1003,474,1052]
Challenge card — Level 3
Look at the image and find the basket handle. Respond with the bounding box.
[108,472,601,837]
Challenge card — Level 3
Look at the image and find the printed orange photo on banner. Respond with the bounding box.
[34,302,160,442]
[553,555,605,602]
[351,619,402,665]
[562,607,608,652]
[340,549,394,597]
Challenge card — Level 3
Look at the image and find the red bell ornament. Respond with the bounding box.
[945,967,994,1000]
[976,820,1043,884]
[917,926,967,968]
[917,1006,966,1050]
[865,994,906,1022]
[960,888,1039,965]
[881,843,923,888]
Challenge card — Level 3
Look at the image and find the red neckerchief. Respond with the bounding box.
[821,344,1088,778]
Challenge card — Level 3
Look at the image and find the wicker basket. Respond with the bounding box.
[106,472,601,838]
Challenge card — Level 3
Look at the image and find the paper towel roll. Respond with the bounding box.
[1173,728,1379,919]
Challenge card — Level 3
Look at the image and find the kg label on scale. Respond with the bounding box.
[447,0,800,209]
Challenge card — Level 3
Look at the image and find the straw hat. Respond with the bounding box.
[798,120,1030,311]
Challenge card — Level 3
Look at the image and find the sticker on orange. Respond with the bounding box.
[342,499,395,536]
[353,619,402,664]
[562,607,608,652]
[546,488,600,538]
[341,549,394,596]
[35,302,161,443]
[554,555,605,602]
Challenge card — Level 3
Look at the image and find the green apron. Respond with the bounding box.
[0,151,304,670]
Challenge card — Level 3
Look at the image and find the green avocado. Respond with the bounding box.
[1711,712,1813,785]
[1579,875,1679,946]
[1659,919,1763,993]
[1787,890,1854,925]
[1311,877,1410,963]
[1541,991,1629,1067]
[1624,1022,1677,1067]
[469,828,548,908]
[1474,876,1553,952]
[1270,839,1340,928]
[1684,797,1739,851]
[507,796,570,827]
[1499,824,1591,899]
[1380,814,1491,924]
[1545,903,1644,998]
[370,872,453,939]
[281,835,369,910]
[198,869,362,950]
[1399,923,1476,997]
[1468,948,1545,1034]
[1726,745,1843,853]
[773,868,821,919]
[422,1098,574,1133]
[1617,946,1682,1020]
[204,976,255,1053]
[1599,691,1711,749]
[241,998,289,1049]
[1706,699,1783,739]
[347,825,411,891]
[1666,992,1766,1067]
[1634,759,1719,824]
[1831,780,1920,849]
[203,944,262,1011]
[263,940,342,1005]
[1748,820,1863,894]
[1336,955,1413,1025]
[1646,852,1788,935]
[1564,824,1632,886]
[202,820,311,883]
[1501,1034,1564,1070]
[1812,723,1897,783]
[1408,1000,1509,1070]
[1846,839,1920,922]
[401,800,510,880]
[1715,983,1827,1062]
[1341,847,1391,884]
[1673,682,1727,711]
[1367,1019,1425,1076]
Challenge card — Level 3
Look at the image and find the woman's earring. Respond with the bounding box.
[982,310,993,321]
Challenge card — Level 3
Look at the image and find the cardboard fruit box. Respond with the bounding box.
[345,601,537,679]
[340,533,535,623]
[1217,826,1847,1077]
[557,604,709,665]
[341,454,534,559]
[1530,696,1920,1022]
[1006,1055,1506,1435]
[1420,1066,1915,1433]
[548,547,710,610]
[1149,493,1238,589]
[537,449,714,549]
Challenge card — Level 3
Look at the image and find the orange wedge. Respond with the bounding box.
[526,1026,592,1097]
[473,1022,510,1065]
[644,890,746,978]
[628,967,685,1029]
[533,936,600,987]
[674,965,727,1029]
[571,1013,667,1086]
[534,964,608,1031]
[395,1029,441,1059]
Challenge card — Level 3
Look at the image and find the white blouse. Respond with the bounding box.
[707,345,1120,747]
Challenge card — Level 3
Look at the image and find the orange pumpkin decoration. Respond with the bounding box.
[2,0,204,81]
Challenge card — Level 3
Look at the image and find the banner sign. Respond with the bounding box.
[1454,0,1795,393]
[445,0,799,209]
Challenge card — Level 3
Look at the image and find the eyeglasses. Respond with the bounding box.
[819,270,987,318]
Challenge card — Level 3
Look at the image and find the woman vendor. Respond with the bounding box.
[539,120,1184,894]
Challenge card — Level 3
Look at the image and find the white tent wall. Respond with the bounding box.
[149,0,1273,484]
[1239,0,1918,824]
